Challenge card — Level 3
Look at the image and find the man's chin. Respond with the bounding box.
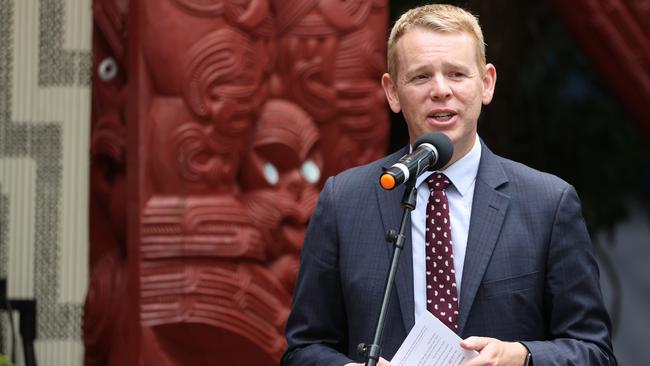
[410,129,453,144]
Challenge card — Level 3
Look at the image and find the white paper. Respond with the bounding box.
[391,312,478,366]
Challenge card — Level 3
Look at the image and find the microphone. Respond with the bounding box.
[379,132,453,190]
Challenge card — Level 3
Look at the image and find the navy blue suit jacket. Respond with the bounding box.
[282,142,615,365]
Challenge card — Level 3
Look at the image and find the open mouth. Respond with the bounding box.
[428,111,457,122]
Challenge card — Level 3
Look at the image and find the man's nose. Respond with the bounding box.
[429,75,452,100]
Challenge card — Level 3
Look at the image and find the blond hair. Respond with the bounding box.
[387,4,486,77]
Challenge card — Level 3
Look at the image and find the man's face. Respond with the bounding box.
[382,27,496,165]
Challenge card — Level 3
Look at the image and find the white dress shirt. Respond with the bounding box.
[411,135,481,321]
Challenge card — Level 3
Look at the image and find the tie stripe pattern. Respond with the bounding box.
[425,173,459,332]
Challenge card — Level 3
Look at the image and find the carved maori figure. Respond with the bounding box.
[86,0,388,364]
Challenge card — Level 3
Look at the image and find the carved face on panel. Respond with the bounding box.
[181,27,270,136]
[142,0,273,94]
[143,2,273,183]
[146,25,274,193]
[240,99,322,257]
[91,1,390,364]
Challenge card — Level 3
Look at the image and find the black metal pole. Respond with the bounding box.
[359,181,418,366]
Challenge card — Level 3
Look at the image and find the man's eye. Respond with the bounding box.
[450,72,465,78]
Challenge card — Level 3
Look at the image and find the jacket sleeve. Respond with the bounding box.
[522,185,616,365]
[281,176,354,366]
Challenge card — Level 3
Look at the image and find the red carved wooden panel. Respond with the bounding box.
[85,0,388,364]
[552,0,650,135]
[84,0,130,365]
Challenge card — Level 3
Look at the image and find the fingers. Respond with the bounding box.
[460,336,496,351]
[458,338,528,366]
[458,346,497,366]
[459,337,501,366]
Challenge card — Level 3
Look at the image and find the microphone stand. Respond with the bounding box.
[358,180,418,366]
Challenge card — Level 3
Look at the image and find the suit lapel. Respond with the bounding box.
[457,143,509,335]
[374,147,416,331]
[370,143,510,334]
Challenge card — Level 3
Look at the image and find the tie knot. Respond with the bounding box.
[427,173,451,191]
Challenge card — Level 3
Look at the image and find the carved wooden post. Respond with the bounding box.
[86,0,388,364]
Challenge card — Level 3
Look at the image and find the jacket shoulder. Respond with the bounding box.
[493,153,573,197]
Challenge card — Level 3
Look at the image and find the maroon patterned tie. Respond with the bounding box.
[425,173,459,332]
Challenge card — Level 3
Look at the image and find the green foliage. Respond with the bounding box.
[0,355,14,366]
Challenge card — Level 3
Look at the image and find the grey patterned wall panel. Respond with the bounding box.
[0,0,90,364]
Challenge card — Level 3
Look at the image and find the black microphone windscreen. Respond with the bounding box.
[414,132,454,170]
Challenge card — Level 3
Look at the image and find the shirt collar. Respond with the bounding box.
[414,134,482,197]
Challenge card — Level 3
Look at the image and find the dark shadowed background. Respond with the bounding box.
[387,2,650,365]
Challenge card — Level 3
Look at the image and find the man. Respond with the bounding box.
[282,4,615,366]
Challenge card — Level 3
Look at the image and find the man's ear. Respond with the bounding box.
[481,63,497,105]
[381,73,402,113]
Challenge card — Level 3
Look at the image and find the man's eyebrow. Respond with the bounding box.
[404,65,430,75]
[442,61,471,71]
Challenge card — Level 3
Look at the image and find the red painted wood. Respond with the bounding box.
[86,0,388,364]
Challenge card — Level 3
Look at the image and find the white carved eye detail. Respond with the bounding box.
[98,57,118,81]
[300,159,320,184]
[263,162,279,185]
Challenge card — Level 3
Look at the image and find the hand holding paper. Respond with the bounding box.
[391,312,478,366]
[458,337,529,366]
